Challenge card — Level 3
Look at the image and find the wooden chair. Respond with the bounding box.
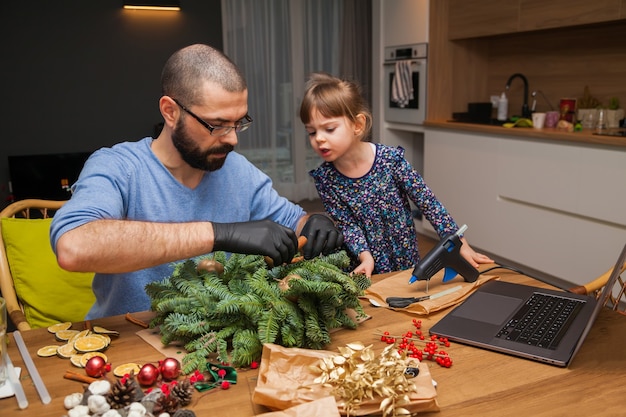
[0,199,66,331]
[569,260,626,315]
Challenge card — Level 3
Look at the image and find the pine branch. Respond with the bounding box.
[147,250,370,370]
[231,329,263,366]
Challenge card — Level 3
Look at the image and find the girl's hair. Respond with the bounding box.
[300,72,372,139]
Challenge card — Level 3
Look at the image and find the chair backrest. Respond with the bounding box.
[570,261,626,315]
[0,199,95,331]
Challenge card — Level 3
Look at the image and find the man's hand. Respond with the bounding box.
[300,214,344,259]
[212,220,298,266]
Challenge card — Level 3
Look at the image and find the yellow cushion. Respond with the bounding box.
[1,217,95,329]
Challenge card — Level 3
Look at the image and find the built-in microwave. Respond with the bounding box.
[383,43,427,125]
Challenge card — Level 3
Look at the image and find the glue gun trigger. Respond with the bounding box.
[442,267,459,282]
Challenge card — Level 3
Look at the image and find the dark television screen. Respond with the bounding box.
[8,151,93,201]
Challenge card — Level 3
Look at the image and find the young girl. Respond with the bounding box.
[300,72,493,277]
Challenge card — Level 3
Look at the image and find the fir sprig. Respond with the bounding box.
[145,251,370,372]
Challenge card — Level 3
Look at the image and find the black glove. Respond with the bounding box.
[212,220,298,266]
[300,214,344,259]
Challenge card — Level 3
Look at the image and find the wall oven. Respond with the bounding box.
[383,43,428,125]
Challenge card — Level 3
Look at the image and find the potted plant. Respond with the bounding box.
[606,97,624,128]
[576,86,601,129]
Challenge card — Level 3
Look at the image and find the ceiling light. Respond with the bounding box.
[123,1,181,11]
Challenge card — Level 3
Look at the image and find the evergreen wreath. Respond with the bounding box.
[145,251,371,373]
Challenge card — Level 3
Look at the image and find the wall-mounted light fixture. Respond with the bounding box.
[123,1,181,11]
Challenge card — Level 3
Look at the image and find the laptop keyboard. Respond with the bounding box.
[495,293,584,350]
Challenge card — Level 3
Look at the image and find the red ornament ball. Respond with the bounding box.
[85,356,108,378]
[137,363,160,387]
[159,357,181,381]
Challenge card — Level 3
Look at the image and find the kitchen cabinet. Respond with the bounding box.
[448,0,519,39]
[519,0,622,31]
[448,0,624,39]
[420,128,626,287]
[429,0,626,129]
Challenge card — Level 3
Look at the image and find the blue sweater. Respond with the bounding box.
[50,137,304,319]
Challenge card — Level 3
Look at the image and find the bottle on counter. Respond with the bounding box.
[497,92,508,121]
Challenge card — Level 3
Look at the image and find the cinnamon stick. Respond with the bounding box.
[125,313,149,328]
[64,370,99,384]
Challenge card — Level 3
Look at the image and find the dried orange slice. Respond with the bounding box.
[92,334,111,347]
[93,326,120,337]
[37,345,60,357]
[55,329,80,342]
[69,329,92,345]
[74,335,107,353]
[57,343,77,358]
[113,363,140,377]
[47,322,72,333]
[79,352,108,367]
[78,333,111,349]
[70,354,84,368]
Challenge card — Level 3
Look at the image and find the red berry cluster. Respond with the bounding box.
[216,369,230,390]
[378,319,453,368]
[158,380,177,396]
[188,370,205,384]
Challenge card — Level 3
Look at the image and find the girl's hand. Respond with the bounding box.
[460,238,494,268]
[352,251,375,278]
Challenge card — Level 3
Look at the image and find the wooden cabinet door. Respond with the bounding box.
[519,0,621,31]
[448,0,520,39]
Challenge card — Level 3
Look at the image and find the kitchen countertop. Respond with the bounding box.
[425,120,626,148]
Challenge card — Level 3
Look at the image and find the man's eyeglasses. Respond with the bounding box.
[172,98,253,137]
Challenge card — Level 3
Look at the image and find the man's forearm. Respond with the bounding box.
[55,219,215,273]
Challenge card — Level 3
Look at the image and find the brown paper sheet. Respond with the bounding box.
[136,327,188,362]
[364,269,499,315]
[252,343,439,416]
[256,396,341,417]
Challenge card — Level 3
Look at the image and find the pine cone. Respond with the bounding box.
[107,374,142,409]
[170,379,194,407]
[154,393,179,414]
[173,409,197,417]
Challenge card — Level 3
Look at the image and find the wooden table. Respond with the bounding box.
[3,268,626,416]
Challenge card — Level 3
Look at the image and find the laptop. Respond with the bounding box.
[430,243,626,367]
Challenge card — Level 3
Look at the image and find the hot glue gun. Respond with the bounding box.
[408,224,479,289]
